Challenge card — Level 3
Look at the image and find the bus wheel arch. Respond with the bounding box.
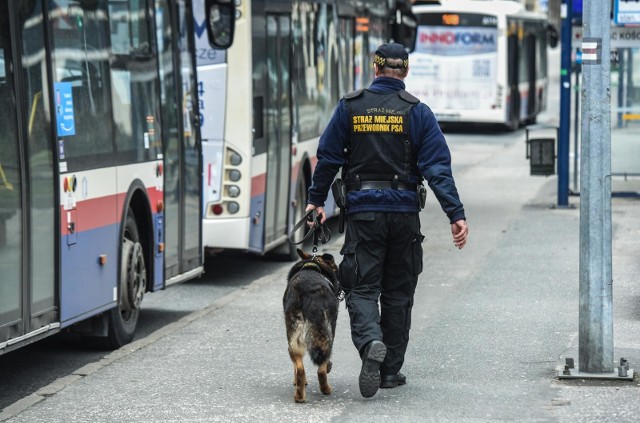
[83,185,153,349]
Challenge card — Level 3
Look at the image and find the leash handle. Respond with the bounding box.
[288,209,332,247]
[288,210,315,245]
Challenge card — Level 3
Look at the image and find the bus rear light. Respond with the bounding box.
[228,169,241,182]
[227,185,240,197]
[156,200,164,212]
[99,255,107,266]
[212,204,224,215]
[229,151,242,166]
[227,202,240,214]
[158,242,165,252]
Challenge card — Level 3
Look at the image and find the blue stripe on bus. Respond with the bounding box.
[60,213,165,324]
[60,223,119,323]
[249,193,265,252]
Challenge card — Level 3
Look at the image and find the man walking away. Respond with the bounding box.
[305,42,468,398]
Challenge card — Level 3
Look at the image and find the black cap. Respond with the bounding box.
[374,43,409,69]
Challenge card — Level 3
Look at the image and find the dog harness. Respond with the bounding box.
[298,261,342,303]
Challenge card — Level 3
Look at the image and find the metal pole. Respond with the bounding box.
[617,50,625,128]
[557,0,572,207]
[578,0,613,374]
[573,64,580,193]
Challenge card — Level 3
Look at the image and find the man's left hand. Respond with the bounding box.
[451,219,468,249]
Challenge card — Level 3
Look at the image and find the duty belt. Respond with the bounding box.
[347,181,417,191]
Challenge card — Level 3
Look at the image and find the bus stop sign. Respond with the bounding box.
[614,0,640,25]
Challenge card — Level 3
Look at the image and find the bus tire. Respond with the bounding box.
[83,209,144,349]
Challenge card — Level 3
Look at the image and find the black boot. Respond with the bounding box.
[380,372,407,389]
[359,341,386,398]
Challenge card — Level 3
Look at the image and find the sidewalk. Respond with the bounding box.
[2,126,639,422]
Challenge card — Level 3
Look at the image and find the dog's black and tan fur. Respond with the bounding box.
[283,249,340,403]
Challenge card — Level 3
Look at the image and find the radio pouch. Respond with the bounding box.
[417,184,427,210]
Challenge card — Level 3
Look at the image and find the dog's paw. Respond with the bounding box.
[294,392,306,403]
[320,384,332,395]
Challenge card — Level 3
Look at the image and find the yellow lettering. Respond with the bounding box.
[353,115,373,124]
[368,115,405,124]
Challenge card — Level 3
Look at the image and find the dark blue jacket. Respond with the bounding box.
[308,77,466,224]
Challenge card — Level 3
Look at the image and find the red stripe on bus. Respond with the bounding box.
[251,173,266,197]
[60,187,162,235]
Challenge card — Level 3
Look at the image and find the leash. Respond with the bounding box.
[288,210,332,256]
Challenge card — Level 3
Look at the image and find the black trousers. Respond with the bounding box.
[339,211,424,375]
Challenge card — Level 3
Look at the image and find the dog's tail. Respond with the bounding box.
[307,319,333,366]
[309,346,331,366]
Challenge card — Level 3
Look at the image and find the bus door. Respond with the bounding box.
[158,0,203,280]
[263,14,292,249]
[507,25,520,128]
[1,1,57,347]
[525,29,537,117]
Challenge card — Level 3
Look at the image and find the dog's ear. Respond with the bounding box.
[297,249,311,260]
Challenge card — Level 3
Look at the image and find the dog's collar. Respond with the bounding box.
[301,262,322,272]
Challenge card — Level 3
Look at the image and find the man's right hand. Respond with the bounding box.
[305,204,327,225]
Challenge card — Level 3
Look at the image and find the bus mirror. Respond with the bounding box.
[392,8,418,52]
[205,0,235,49]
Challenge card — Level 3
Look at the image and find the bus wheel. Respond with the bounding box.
[84,210,145,349]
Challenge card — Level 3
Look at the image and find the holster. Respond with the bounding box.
[331,178,347,233]
[331,178,347,209]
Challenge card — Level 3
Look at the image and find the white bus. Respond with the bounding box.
[199,0,416,259]
[0,0,233,354]
[405,0,553,129]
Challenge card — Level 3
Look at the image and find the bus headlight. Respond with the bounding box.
[227,202,240,214]
[227,185,240,197]
[228,169,241,182]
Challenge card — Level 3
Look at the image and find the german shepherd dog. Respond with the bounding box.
[284,249,340,403]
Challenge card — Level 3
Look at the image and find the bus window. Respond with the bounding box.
[338,17,354,96]
[22,0,56,319]
[109,0,162,163]
[50,0,115,170]
[0,25,22,331]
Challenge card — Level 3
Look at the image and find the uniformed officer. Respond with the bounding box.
[305,42,468,398]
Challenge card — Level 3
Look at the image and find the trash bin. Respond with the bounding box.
[525,124,557,176]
